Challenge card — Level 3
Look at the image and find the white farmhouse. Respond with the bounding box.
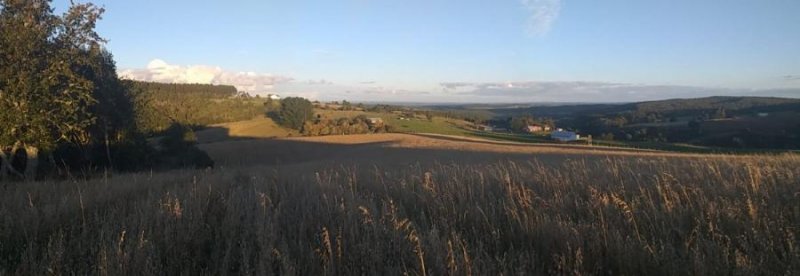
[550,130,580,142]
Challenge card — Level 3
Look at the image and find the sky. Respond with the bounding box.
[53,0,800,103]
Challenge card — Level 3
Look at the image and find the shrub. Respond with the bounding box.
[276,97,314,130]
[302,116,390,136]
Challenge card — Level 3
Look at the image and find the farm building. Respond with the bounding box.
[524,124,551,133]
[477,125,494,132]
[550,130,580,142]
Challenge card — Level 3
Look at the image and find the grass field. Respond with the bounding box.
[195,117,300,143]
[386,116,473,136]
[195,112,798,157]
[202,110,474,141]
[313,110,758,154]
[2,132,799,274]
[315,109,473,136]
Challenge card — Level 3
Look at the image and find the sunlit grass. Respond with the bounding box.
[1,154,798,274]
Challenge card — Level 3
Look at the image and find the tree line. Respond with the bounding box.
[301,116,391,136]
[129,81,263,135]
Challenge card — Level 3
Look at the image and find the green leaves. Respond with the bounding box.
[0,0,107,151]
[276,97,314,130]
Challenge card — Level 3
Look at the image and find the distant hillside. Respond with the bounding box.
[478,96,800,150]
[587,97,800,149]
[490,96,800,118]
[628,96,800,115]
[489,103,621,118]
[127,81,265,135]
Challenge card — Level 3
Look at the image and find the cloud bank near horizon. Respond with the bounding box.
[119,59,293,93]
[440,81,800,102]
[116,60,799,103]
[117,59,434,101]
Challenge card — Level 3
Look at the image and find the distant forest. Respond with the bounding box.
[491,97,800,119]
[128,81,263,135]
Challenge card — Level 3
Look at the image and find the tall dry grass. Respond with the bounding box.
[1,154,799,275]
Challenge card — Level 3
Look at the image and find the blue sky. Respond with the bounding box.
[54,0,800,102]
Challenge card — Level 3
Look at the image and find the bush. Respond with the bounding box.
[276,97,314,130]
[301,116,390,136]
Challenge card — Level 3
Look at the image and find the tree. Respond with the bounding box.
[713,107,727,119]
[277,97,314,130]
[0,0,111,178]
[263,96,280,113]
[0,1,158,178]
[425,112,434,121]
[81,50,140,170]
[510,115,536,132]
[599,133,615,141]
[688,119,702,135]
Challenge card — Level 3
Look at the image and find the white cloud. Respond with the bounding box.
[119,59,293,93]
[520,0,562,36]
[440,81,800,102]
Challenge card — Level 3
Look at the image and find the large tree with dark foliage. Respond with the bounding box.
[0,0,212,178]
[0,0,116,178]
[276,97,314,130]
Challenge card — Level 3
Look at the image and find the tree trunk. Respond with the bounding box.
[24,145,39,180]
[105,126,114,170]
[0,149,7,181]
[0,143,24,179]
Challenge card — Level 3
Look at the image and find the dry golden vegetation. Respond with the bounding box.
[195,117,300,144]
[2,134,799,275]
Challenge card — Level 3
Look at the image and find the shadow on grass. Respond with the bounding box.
[194,126,799,171]
[193,126,630,170]
[408,132,660,154]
